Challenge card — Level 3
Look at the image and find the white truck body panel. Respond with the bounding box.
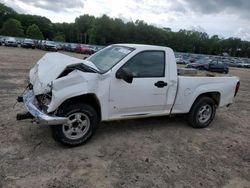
[28,44,239,122]
[172,76,238,114]
[107,45,178,120]
[29,53,99,95]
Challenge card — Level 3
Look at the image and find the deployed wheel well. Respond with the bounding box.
[59,94,101,120]
[194,92,221,107]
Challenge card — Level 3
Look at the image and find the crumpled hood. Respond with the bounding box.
[29,52,99,95]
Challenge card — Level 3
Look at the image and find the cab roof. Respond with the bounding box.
[114,43,172,51]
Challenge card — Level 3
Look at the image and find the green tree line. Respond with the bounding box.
[1,3,250,57]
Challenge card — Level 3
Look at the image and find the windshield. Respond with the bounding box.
[47,41,55,45]
[8,37,15,41]
[87,45,134,73]
[25,39,33,42]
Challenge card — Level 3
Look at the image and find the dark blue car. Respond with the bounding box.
[186,60,229,74]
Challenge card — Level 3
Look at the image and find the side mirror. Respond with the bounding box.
[83,56,88,60]
[116,68,133,84]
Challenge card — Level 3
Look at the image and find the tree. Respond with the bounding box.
[26,24,44,39]
[0,3,250,57]
[14,14,53,39]
[0,18,24,37]
[89,15,112,45]
[0,3,15,15]
[75,14,95,43]
[53,33,65,42]
[208,35,222,55]
[0,3,16,27]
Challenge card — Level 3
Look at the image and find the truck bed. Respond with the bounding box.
[171,73,238,114]
[177,68,233,77]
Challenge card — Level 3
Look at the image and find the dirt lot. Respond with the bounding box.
[0,46,249,188]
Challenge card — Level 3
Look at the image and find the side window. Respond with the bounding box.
[123,51,165,77]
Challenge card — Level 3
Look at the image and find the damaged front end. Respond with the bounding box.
[17,87,68,125]
[17,52,100,125]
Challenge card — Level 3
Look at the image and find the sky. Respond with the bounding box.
[1,0,250,41]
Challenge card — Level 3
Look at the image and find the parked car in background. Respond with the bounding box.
[36,40,44,49]
[75,45,94,55]
[21,39,35,49]
[88,46,99,53]
[16,39,22,45]
[70,44,78,52]
[65,44,72,52]
[42,41,57,51]
[65,43,77,52]
[208,60,229,73]
[189,58,196,63]
[75,44,83,53]
[235,59,250,68]
[4,37,18,47]
[186,60,229,73]
[55,43,64,50]
[0,37,4,45]
[237,63,250,68]
[176,57,188,65]
[223,59,236,67]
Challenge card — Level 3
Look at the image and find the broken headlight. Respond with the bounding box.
[36,93,52,112]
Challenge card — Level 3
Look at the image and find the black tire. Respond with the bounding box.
[51,103,99,146]
[188,97,216,128]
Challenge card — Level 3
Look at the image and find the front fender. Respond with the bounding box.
[47,70,99,113]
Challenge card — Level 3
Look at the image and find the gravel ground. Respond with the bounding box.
[0,46,249,188]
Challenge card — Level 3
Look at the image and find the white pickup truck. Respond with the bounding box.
[17,44,240,146]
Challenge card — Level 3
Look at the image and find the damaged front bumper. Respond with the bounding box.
[18,90,68,125]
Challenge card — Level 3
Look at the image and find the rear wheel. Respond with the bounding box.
[51,103,99,146]
[188,97,216,128]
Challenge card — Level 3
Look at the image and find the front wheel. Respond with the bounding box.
[51,103,99,146]
[188,97,216,128]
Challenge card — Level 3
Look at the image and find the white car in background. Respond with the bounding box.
[4,37,18,47]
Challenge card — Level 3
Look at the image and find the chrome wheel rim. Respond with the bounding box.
[197,104,212,124]
[62,112,90,140]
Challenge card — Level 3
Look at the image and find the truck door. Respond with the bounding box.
[109,50,171,118]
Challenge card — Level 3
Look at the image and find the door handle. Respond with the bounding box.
[154,81,168,88]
